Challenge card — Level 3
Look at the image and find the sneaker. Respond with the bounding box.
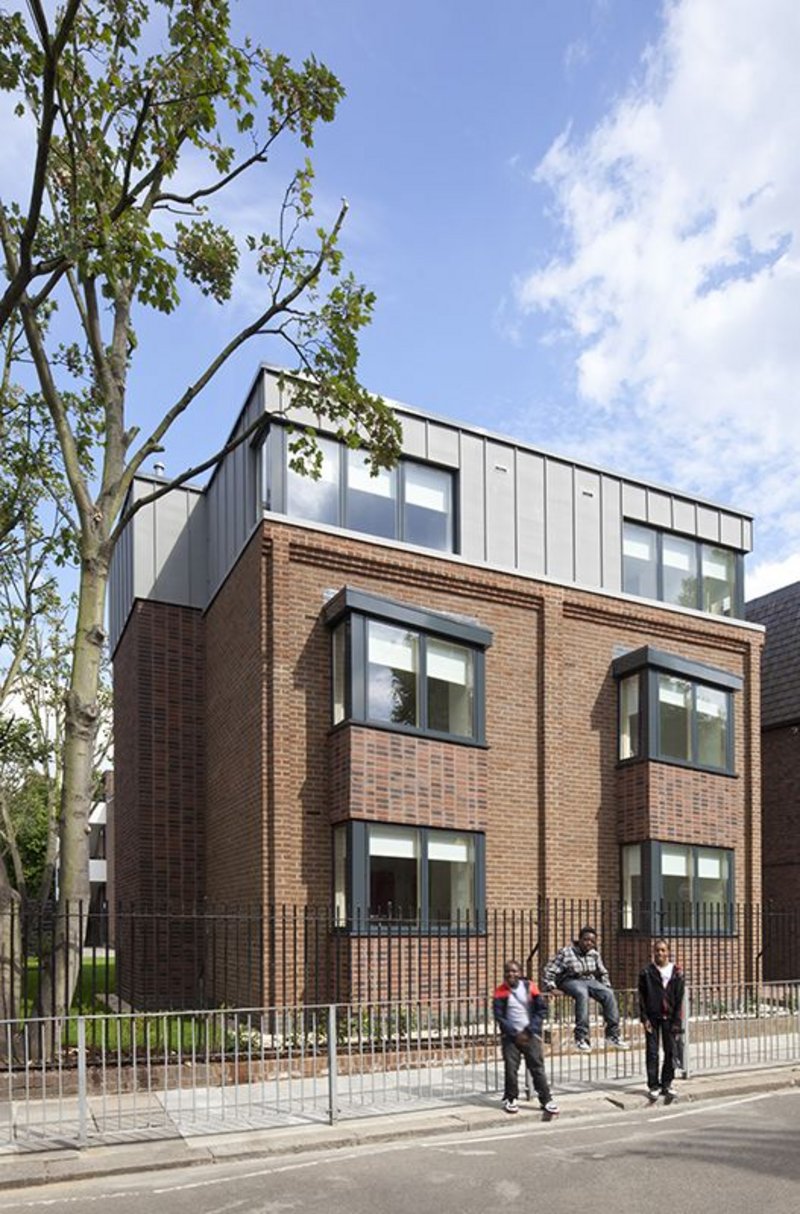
[502,1098,519,1114]
[608,1037,630,1050]
[662,1087,677,1104]
[575,1039,592,1053]
[542,1100,560,1116]
[647,1088,660,1103]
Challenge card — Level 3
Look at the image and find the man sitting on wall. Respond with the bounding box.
[542,925,630,1053]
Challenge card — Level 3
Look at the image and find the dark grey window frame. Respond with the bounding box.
[333,820,487,933]
[622,521,745,618]
[262,424,458,553]
[325,587,491,746]
[613,646,740,775]
[620,840,735,936]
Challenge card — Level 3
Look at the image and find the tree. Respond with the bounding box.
[0,0,402,1025]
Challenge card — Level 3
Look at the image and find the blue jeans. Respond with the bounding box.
[559,978,620,1042]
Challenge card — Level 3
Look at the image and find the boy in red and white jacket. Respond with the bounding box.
[493,960,559,1116]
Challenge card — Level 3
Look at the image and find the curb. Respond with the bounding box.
[1,1067,798,1193]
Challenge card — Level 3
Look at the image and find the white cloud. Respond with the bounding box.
[516,0,800,569]
[746,553,800,602]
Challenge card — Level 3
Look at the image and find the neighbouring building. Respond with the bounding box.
[746,582,800,976]
[110,368,765,1008]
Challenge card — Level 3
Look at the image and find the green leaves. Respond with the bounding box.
[175,219,238,303]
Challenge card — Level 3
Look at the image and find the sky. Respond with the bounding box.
[4,0,800,599]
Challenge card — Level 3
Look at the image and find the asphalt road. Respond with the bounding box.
[1,1090,798,1213]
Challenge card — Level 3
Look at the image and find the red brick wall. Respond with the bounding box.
[112,600,205,1006]
[762,726,800,908]
[329,726,487,829]
[114,515,764,1004]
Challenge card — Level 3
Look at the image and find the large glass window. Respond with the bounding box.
[657,675,692,762]
[332,621,347,725]
[426,638,474,736]
[333,822,484,929]
[622,524,658,599]
[662,534,698,608]
[368,825,419,918]
[622,522,743,618]
[265,427,456,553]
[696,685,728,769]
[614,648,737,774]
[346,450,398,539]
[428,831,476,922]
[367,621,419,727]
[326,589,489,744]
[702,545,736,615]
[403,462,453,551]
[619,675,640,760]
[621,841,734,934]
[286,434,340,525]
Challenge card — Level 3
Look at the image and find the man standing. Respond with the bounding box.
[542,925,630,1052]
[493,960,559,1117]
[638,937,685,1103]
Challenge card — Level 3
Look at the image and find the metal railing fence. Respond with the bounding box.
[2,980,798,1153]
[2,898,798,1017]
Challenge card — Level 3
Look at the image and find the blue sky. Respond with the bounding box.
[5,0,800,597]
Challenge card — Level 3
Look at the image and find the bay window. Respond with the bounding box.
[334,821,484,928]
[325,587,489,744]
[614,647,739,774]
[621,841,734,934]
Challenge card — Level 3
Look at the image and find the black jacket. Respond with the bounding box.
[638,962,685,1027]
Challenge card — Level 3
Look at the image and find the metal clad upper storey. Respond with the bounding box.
[108,366,754,654]
[108,477,206,652]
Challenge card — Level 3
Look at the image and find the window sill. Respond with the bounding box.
[616,756,738,778]
[328,718,489,749]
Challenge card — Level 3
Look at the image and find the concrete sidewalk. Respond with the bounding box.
[1,1064,798,1193]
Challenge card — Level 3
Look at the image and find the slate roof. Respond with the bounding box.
[746,580,800,728]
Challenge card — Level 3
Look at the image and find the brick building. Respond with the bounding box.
[746,582,800,914]
[110,368,764,1006]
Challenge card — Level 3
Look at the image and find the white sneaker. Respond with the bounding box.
[502,1098,519,1114]
[647,1088,660,1103]
[542,1100,560,1117]
[662,1088,677,1104]
[608,1037,630,1050]
[575,1039,592,1053]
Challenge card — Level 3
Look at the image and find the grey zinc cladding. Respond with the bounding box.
[747,581,800,728]
[107,365,754,655]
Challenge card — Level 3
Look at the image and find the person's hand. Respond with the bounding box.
[515,1030,532,1045]
[643,1019,653,1034]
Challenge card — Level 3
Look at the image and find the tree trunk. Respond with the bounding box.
[36,551,108,1037]
[0,868,22,1062]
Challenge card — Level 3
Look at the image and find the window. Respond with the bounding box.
[264,425,456,553]
[286,434,340,525]
[403,461,453,550]
[367,621,420,726]
[614,647,740,774]
[619,674,640,760]
[326,587,489,744]
[621,841,734,934]
[622,522,743,618]
[333,821,484,929]
[347,449,398,539]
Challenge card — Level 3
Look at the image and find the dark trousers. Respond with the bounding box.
[501,1033,552,1105]
[645,1019,677,1091]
